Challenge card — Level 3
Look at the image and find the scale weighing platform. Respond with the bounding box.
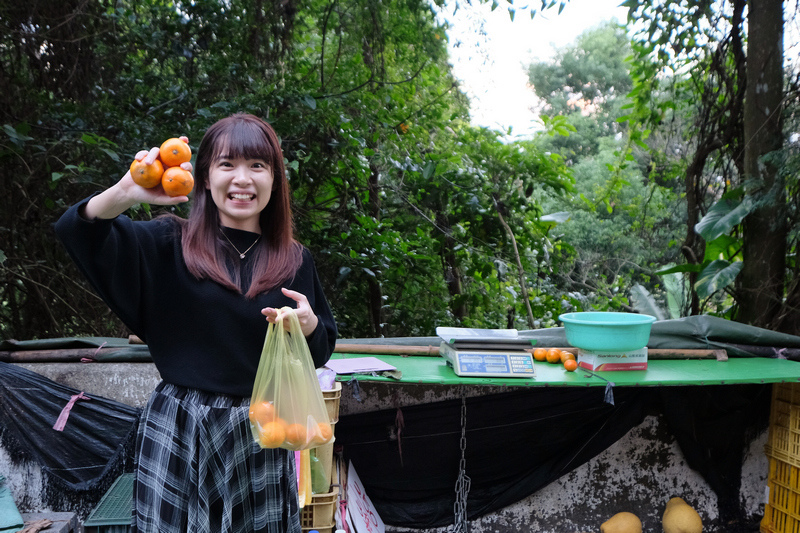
[440,344,536,378]
[436,326,537,378]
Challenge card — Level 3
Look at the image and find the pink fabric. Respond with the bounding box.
[53,392,90,431]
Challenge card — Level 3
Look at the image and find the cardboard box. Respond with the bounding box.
[577,347,648,371]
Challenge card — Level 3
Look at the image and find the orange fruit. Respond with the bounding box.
[129,158,164,188]
[532,348,548,362]
[312,422,334,444]
[284,423,308,448]
[248,401,276,427]
[546,348,562,364]
[560,350,576,363]
[258,421,286,448]
[162,166,194,197]
[159,137,192,167]
[564,359,578,372]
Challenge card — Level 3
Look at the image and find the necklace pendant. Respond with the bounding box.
[240,253,246,259]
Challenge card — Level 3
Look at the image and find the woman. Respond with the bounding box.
[54,114,337,532]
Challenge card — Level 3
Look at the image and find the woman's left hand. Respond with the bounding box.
[261,288,319,337]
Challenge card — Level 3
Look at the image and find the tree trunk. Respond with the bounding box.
[367,163,384,337]
[436,212,467,320]
[737,0,786,329]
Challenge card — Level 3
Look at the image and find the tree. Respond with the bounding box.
[623,0,799,334]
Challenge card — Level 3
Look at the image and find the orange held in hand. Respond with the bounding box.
[130,159,164,188]
[162,167,194,197]
[159,137,192,168]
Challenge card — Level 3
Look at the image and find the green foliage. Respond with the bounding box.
[1,0,580,341]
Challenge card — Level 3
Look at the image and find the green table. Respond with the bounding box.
[330,352,800,387]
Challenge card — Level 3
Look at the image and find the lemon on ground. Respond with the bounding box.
[600,511,642,533]
[662,497,702,533]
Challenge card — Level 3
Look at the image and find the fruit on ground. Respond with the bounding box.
[159,137,192,167]
[600,511,642,533]
[130,159,164,188]
[162,166,194,196]
[662,497,702,533]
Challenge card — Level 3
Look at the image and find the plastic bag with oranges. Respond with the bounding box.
[249,307,333,451]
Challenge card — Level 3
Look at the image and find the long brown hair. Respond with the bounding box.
[179,113,302,298]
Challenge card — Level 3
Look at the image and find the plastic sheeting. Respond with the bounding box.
[0,362,140,492]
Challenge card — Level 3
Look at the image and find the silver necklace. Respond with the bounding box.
[222,231,261,259]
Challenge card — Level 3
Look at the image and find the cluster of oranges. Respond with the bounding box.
[129,137,194,197]
[533,347,579,372]
[248,400,333,450]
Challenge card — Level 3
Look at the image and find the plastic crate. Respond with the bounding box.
[322,382,341,423]
[767,389,800,468]
[775,383,800,406]
[301,486,339,533]
[83,473,134,533]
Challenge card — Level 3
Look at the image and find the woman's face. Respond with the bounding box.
[206,156,274,233]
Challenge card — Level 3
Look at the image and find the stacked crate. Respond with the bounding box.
[762,382,800,533]
[301,381,341,533]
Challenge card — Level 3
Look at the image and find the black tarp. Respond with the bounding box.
[336,383,771,529]
[0,362,139,494]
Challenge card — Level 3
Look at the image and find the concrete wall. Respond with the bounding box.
[1,363,769,531]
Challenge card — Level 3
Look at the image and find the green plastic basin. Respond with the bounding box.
[558,312,657,352]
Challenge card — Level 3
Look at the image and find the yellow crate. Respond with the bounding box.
[774,383,800,406]
[762,503,800,533]
[300,486,339,533]
[767,408,800,469]
[322,382,341,423]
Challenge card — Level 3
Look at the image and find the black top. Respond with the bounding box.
[54,197,337,397]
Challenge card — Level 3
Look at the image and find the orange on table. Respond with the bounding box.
[162,166,194,197]
[532,348,548,362]
[159,137,192,167]
[560,350,576,363]
[258,420,286,448]
[130,158,164,188]
[564,359,578,372]
[546,348,562,364]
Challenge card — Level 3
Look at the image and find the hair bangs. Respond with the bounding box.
[211,119,279,166]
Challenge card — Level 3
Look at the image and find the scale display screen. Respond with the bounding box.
[446,350,536,378]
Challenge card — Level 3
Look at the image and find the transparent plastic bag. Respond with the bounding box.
[249,307,333,451]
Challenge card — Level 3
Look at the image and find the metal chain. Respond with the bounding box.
[451,393,471,533]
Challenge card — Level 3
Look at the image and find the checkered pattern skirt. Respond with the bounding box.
[131,382,301,533]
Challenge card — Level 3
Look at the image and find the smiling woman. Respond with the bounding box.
[54,112,338,533]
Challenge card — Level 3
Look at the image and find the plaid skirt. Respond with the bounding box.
[131,382,301,533]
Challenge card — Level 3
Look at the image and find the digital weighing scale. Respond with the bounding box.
[436,326,537,378]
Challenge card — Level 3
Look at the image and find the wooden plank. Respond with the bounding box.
[333,344,727,360]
